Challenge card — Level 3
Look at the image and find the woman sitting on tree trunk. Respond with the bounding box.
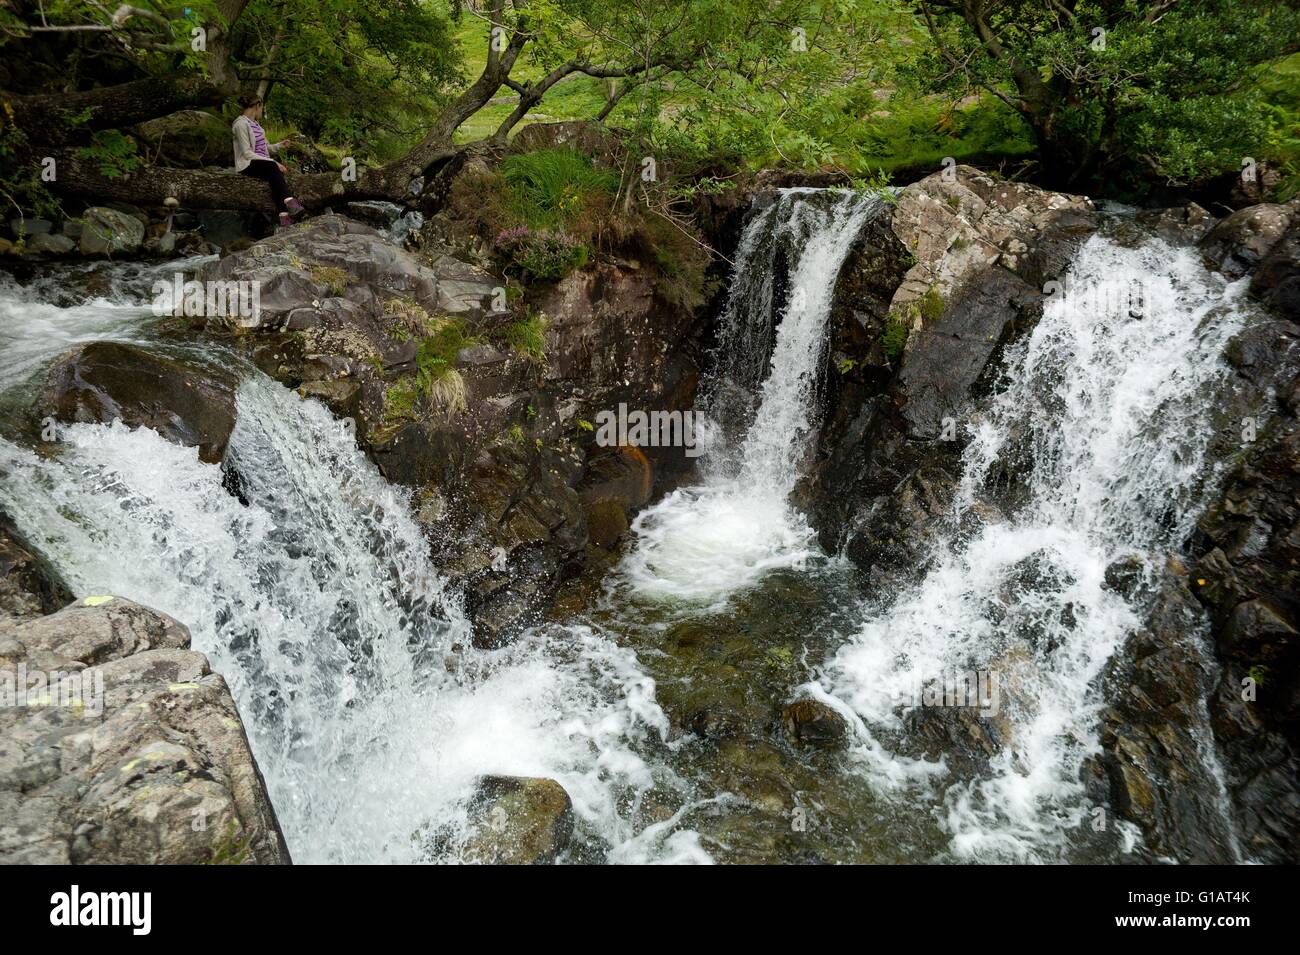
[232,94,306,226]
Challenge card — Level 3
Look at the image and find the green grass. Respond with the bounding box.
[497,313,547,361]
[500,147,617,228]
[846,94,1034,178]
[383,317,476,422]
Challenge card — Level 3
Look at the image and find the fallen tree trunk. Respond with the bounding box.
[51,142,464,212]
[4,77,227,146]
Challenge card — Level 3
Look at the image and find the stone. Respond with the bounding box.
[461,775,574,864]
[297,379,361,419]
[38,341,239,463]
[1199,203,1294,280]
[0,596,290,864]
[78,207,145,256]
[0,520,74,623]
[781,699,850,747]
[22,233,75,255]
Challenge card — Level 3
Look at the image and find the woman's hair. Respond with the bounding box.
[237,94,263,110]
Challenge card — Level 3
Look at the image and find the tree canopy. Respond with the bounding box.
[0,0,1296,212]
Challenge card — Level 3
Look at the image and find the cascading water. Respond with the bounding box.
[815,233,1255,861]
[0,198,1269,866]
[0,274,706,864]
[620,189,881,607]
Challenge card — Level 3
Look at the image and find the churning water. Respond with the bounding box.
[0,196,1265,864]
[816,235,1253,860]
[0,273,705,864]
[620,190,881,609]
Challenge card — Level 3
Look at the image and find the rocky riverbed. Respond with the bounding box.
[2,150,1297,863]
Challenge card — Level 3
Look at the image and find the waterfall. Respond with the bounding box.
[620,189,881,607]
[0,279,704,864]
[816,234,1253,861]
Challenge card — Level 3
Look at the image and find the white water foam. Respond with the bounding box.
[818,235,1254,860]
[0,373,706,863]
[620,190,881,608]
[0,256,215,392]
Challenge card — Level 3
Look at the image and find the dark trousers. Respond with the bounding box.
[241,158,291,212]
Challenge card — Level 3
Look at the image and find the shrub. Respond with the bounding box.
[494,226,589,282]
[384,318,475,422]
[882,311,911,362]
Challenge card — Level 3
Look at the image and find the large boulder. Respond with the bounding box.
[461,775,574,864]
[1199,202,1295,281]
[78,206,145,256]
[198,214,479,330]
[37,341,238,463]
[1251,220,1300,320]
[804,165,1098,579]
[0,595,290,864]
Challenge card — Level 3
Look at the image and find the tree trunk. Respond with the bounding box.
[4,0,249,144]
[5,77,227,146]
[51,145,464,212]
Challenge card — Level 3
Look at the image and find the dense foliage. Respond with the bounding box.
[0,0,1296,211]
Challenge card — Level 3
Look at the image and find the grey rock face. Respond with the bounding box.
[79,207,145,256]
[1199,202,1295,281]
[0,596,290,864]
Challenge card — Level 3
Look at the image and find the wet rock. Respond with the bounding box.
[1133,204,1217,246]
[781,698,849,747]
[21,233,75,256]
[38,341,238,464]
[807,165,1098,571]
[1091,307,1300,863]
[297,379,361,420]
[1199,202,1294,281]
[462,775,574,864]
[0,519,74,623]
[343,201,404,230]
[0,595,290,864]
[1102,555,1149,600]
[1250,220,1300,320]
[79,207,145,256]
[578,445,652,550]
[444,443,587,649]
[1089,568,1244,863]
[1185,353,1300,863]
